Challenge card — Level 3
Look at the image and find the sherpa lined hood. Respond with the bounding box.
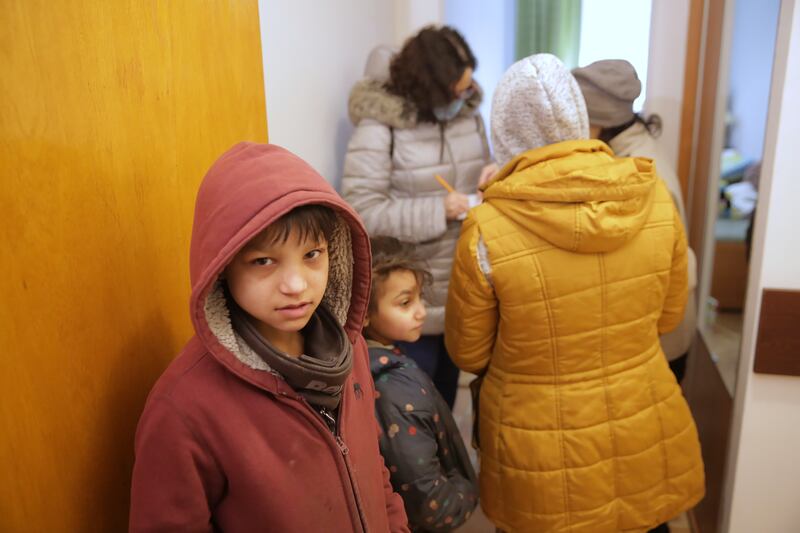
[483,139,657,253]
[188,142,371,381]
[348,45,482,129]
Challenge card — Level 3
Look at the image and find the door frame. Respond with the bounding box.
[677,0,738,530]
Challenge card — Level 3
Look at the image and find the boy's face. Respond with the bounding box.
[365,269,426,346]
[225,228,329,350]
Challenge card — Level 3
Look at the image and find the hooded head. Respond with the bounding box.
[348,44,482,130]
[484,59,658,255]
[572,59,642,129]
[363,44,396,83]
[189,143,371,380]
[491,53,589,167]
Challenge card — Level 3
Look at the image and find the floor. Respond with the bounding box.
[450,373,693,532]
[701,310,743,396]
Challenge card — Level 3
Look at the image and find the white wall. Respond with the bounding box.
[645,0,690,172]
[394,0,444,46]
[727,0,781,160]
[258,0,394,188]
[445,0,516,142]
[578,0,653,111]
[444,0,686,171]
[258,1,690,188]
[259,0,448,188]
[722,0,800,530]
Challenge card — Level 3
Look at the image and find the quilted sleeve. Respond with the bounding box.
[341,119,448,243]
[444,213,498,374]
[658,207,689,334]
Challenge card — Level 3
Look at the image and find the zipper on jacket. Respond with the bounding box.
[475,114,491,162]
[318,406,337,434]
[295,394,368,532]
[443,125,460,190]
[335,435,349,455]
[334,391,370,533]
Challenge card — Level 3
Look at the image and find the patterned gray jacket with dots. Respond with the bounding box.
[369,342,478,531]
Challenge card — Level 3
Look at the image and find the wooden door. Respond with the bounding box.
[0,2,267,530]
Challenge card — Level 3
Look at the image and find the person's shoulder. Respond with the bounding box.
[348,79,415,130]
[373,354,437,411]
[353,117,391,130]
[144,337,228,414]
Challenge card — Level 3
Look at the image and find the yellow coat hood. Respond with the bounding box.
[483,139,657,253]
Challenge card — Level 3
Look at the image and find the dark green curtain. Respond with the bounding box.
[515,0,582,68]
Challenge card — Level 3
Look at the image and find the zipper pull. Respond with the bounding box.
[336,435,349,455]
[318,407,337,433]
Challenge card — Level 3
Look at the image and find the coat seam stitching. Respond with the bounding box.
[644,340,672,511]
[488,420,695,472]
[531,253,571,530]
[598,254,621,529]
[478,456,704,517]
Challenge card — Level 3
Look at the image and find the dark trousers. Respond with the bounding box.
[397,334,460,408]
[669,352,689,383]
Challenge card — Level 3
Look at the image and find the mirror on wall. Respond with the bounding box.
[699,0,780,395]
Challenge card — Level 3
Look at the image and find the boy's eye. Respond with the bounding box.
[253,257,274,266]
[305,248,326,260]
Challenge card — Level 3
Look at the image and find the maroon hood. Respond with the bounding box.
[188,142,371,375]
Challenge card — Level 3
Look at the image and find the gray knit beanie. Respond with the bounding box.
[491,54,589,167]
[572,59,641,128]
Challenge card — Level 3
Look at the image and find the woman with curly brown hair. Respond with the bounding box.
[342,26,494,407]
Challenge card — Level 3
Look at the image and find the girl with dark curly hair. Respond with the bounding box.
[342,26,495,408]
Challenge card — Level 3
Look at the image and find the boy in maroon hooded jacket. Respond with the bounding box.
[130,143,409,532]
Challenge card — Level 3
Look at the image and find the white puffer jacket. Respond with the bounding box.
[342,47,491,334]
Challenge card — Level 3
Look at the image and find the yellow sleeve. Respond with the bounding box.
[445,213,498,374]
[658,206,689,334]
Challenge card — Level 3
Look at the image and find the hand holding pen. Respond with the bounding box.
[435,174,480,221]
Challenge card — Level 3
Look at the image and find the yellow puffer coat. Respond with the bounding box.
[445,140,704,532]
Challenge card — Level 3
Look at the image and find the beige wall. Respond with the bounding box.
[258,0,397,188]
[646,0,691,172]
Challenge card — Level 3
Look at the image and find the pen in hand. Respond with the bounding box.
[436,174,480,221]
[434,174,456,193]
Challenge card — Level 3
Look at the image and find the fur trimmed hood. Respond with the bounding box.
[189,142,371,379]
[347,78,483,129]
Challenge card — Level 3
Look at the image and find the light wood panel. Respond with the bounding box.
[678,0,705,206]
[687,0,727,253]
[0,2,267,530]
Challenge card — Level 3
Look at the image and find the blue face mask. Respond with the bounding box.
[433,98,465,122]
